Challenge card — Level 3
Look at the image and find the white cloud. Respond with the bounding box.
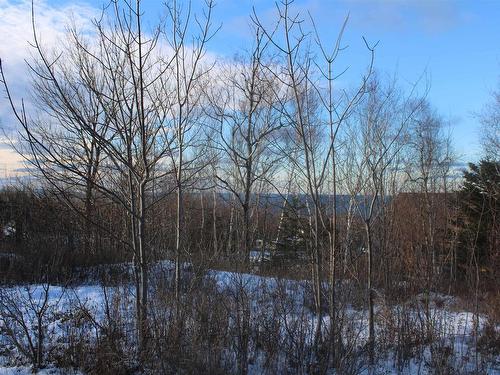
[0,0,96,64]
[0,0,99,176]
[0,0,240,178]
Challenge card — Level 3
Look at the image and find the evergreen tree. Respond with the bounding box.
[276,196,308,258]
[456,160,499,279]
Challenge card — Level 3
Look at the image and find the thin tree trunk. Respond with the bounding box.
[175,167,183,303]
[366,220,375,365]
[212,189,218,254]
[227,198,235,254]
[200,193,205,246]
[137,182,148,351]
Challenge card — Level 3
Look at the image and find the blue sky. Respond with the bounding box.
[1,0,499,175]
[208,0,500,162]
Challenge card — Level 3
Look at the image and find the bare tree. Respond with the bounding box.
[1,0,216,353]
[0,284,64,371]
[252,2,375,367]
[344,75,423,365]
[163,0,218,301]
[0,18,110,257]
[405,102,454,293]
[206,28,282,256]
[478,79,500,161]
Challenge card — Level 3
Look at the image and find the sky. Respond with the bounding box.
[0,0,499,178]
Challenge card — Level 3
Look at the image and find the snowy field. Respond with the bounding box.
[1,263,499,374]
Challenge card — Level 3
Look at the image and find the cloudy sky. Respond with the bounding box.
[0,0,499,177]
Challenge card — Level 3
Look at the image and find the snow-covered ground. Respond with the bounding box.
[1,264,498,374]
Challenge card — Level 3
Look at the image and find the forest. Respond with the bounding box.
[0,0,498,374]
